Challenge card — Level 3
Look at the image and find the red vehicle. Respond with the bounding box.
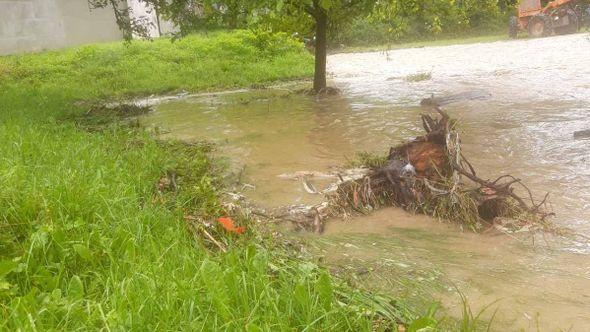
[509,0,582,38]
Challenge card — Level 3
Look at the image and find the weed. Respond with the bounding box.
[456,291,499,332]
[404,72,432,82]
[347,151,388,168]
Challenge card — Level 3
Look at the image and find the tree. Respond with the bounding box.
[262,0,377,92]
[89,0,380,93]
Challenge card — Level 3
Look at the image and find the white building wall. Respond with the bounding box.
[0,0,179,55]
[0,0,123,55]
[58,0,124,46]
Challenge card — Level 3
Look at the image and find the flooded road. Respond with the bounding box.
[143,34,590,330]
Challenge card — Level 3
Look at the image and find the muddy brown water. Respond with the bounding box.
[142,34,590,330]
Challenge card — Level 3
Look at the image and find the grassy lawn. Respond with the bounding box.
[334,28,590,54]
[333,33,509,54]
[0,31,423,330]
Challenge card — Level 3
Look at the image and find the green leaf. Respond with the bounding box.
[297,261,317,277]
[0,279,11,291]
[73,244,93,261]
[408,316,438,332]
[68,275,85,299]
[252,251,267,274]
[320,0,334,10]
[246,323,262,332]
[316,272,333,312]
[0,260,17,278]
[51,288,62,300]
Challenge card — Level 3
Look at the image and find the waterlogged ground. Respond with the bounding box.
[142,33,590,330]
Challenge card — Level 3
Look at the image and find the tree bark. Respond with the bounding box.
[313,3,328,93]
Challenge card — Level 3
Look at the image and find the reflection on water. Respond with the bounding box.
[142,34,590,330]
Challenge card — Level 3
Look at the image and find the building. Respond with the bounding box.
[0,0,171,55]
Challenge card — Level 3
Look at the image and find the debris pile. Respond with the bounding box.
[266,107,553,233]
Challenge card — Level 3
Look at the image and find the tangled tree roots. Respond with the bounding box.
[264,107,554,233]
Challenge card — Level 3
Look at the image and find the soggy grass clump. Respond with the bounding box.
[347,151,388,168]
[404,72,432,82]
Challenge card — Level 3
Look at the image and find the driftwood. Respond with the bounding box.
[574,129,590,140]
[265,107,553,233]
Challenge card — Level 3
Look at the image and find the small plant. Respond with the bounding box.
[404,72,432,82]
[407,303,441,332]
[73,104,152,131]
[456,291,499,332]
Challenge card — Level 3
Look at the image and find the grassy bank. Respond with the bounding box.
[334,28,590,54]
[333,33,508,54]
[0,31,423,330]
[0,30,313,121]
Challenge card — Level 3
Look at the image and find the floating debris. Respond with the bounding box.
[260,107,554,234]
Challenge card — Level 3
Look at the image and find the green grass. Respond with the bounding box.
[335,29,590,54]
[346,151,388,169]
[0,30,313,122]
[0,30,422,330]
[333,33,508,54]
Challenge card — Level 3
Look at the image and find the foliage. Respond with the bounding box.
[455,292,499,331]
[88,0,375,37]
[334,0,512,46]
[88,0,541,49]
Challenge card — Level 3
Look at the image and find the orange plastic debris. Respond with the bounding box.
[217,217,246,234]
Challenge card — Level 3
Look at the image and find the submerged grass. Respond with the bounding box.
[404,72,432,83]
[347,151,388,169]
[0,31,419,330]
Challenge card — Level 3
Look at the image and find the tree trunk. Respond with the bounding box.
[313,4,328,93]
[154,5,162,37]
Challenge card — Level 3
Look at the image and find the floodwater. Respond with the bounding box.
[142,34,590,330]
